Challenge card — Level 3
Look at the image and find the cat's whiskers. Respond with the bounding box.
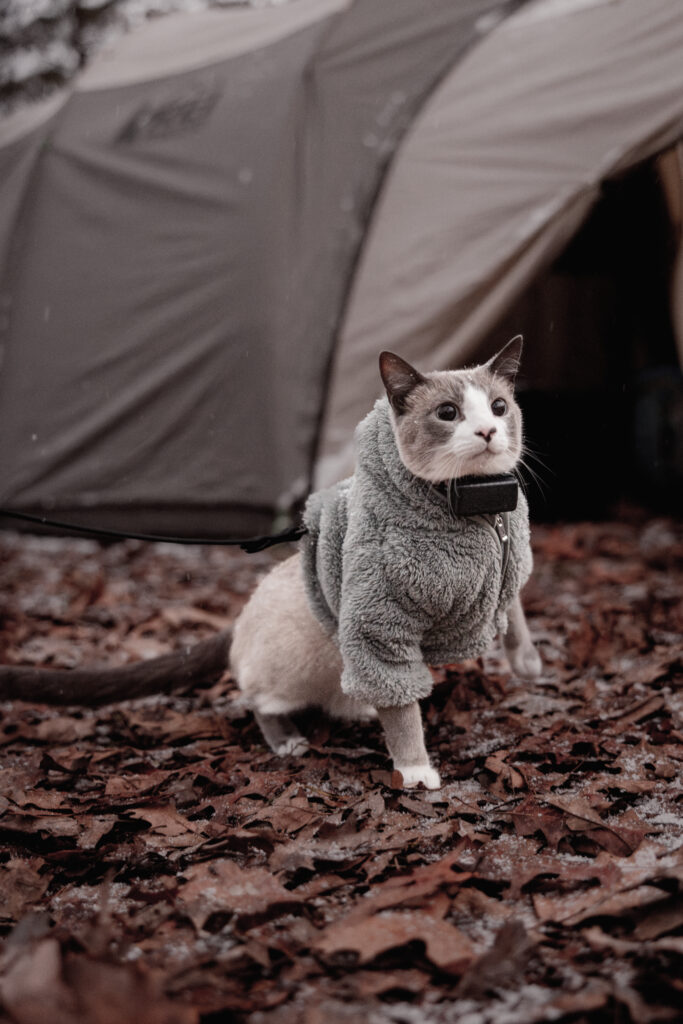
[516,441,552,499]
[451,454,471,516]
[516,456,546,499]
[442,452,467,519]
[513,464,529,499]
[521,440,553,477]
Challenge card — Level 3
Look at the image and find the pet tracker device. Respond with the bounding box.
[446,474,519,516]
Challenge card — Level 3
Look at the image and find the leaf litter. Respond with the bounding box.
[0,511,682,1023]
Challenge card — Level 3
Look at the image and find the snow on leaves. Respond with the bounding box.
[0,515,682,1022]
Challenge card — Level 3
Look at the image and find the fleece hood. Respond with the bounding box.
[301,398,532,708]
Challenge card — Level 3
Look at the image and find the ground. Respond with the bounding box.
[0,512,682,1023]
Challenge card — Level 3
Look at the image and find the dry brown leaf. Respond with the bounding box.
[177,858,299,931]
[0,861,49,923]
[315,908,474,973]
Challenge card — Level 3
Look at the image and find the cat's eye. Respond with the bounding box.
[436,402,458,421]
[491,398,507,416]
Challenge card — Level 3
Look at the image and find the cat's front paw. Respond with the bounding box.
[395,764,441,790]
[508,643,542,680]
[274,736,309,756]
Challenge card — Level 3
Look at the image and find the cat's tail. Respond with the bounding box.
[0,630,232,706]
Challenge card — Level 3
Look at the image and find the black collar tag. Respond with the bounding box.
[443,473,518,516]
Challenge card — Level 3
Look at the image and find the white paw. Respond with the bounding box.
[274,736,309,756]
[395,764,442,790]
[508,643,543,680]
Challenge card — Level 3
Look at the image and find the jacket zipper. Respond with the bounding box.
[473,512,511,596]
[494,512,511,588]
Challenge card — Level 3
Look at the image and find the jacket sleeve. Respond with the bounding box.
[337,544,434,708]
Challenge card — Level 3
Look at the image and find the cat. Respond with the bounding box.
[0,338,541,791]
[231,336,541,789]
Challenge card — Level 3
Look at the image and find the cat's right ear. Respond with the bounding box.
[379,352,426,414]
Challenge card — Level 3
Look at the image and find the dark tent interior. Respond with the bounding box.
[492,156,683,519]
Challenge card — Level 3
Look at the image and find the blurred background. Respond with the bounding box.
[1,0,682,536]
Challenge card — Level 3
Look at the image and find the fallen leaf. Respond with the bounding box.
[177,859,300,931]
[0,860,49,922]
[315,908,474,973]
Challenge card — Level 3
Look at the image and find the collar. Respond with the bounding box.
[433,474,519,516]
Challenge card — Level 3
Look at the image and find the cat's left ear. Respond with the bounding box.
[487,334,523,386]
[379,351,426,414]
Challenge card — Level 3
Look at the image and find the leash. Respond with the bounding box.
[0,508,307,553]
[0,474,517,552]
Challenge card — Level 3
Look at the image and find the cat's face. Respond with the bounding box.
[379,337,523,483]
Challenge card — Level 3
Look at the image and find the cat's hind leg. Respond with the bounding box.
[253,709,309,756]
[503,595,542,679]
[230,552,343,756]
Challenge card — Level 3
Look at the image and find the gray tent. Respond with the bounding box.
[1,0,682,536]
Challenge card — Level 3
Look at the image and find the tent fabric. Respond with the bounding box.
[1,0,682,534]
[316,0,683,486]
[77,0,350,90]
[0,0,524,535]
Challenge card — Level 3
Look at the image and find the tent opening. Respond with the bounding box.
[486,154,683,519]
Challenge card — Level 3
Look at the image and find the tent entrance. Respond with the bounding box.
[491,154,683,518]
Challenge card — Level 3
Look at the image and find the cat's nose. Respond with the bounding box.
[476,427,497,444]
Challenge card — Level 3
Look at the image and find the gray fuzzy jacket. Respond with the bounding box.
[301,399,532,708]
